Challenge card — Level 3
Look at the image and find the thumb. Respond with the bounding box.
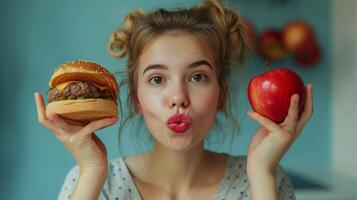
[78,117,118,137]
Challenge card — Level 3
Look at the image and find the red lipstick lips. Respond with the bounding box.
[166,114,192,133]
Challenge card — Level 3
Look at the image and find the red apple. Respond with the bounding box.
[293,42,322,66]
[282,20,316,54]
[248,68,306,123]
[257,30,286,61]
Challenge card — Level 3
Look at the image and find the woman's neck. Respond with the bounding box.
[125,141,228,196]
[149,141,204,188]
[142,141,220,194]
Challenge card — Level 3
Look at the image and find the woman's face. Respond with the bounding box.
[136,32,220,151]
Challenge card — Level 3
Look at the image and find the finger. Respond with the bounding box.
[247,110,283,134]
[280,94,299,133]
[78,117,118,137]
[47,113,76,134]
[296,84,314,134]
[66,120,87,127]
[34,92,58,134]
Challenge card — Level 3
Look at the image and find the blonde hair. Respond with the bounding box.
[108,0,252,152]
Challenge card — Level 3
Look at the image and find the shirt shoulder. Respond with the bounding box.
[58,157,141,200]
[214,155,296,200]
[275,164,296,200]
[213,155,250,199]
[102,157,141,199]
[57,165,79,200]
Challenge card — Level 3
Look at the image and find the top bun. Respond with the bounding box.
[49,60,118,100]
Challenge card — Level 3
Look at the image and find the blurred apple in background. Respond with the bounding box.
[257,30,287,62]
[293,42,322,66]
[248,67,306,123]
[282,20,316,54]
[282,20,322,67]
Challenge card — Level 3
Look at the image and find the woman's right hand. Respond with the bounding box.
[34,92,118,171]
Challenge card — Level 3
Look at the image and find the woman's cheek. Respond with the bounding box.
[195,89,220,110]
[140,93,161,113]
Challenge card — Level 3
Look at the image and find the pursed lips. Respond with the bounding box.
[166,114,192,133]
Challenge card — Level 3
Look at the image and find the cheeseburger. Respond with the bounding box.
[46,61,118,124]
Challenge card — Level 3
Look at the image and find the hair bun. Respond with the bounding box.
[108,10,146,58]
[201,0,252,65]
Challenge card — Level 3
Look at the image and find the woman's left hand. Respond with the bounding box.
[246,84,313,175]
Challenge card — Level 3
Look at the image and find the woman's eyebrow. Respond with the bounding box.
[143,64,167,75]
[189,60,213,70]
[142,60,213,75]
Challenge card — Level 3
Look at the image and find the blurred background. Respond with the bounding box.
[0,0,356,199]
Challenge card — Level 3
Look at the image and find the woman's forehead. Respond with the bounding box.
[138,33,216,71]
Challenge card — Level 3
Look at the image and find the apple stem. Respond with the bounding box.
[264,60,272,71]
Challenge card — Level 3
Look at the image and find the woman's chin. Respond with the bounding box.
[167,135,192,151]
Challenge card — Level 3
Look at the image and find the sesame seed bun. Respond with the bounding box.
[49,60,118,100]
[46,60,118,124]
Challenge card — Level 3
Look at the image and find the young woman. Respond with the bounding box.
[35,0,313,199]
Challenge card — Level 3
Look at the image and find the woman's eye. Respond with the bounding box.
[149,76,163,85]
[191,73,208,82]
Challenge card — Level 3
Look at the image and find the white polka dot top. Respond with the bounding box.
[58,155,295,200]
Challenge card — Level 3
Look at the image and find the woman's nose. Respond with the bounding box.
[168,85,189,109]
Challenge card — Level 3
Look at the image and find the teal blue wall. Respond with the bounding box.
[0,0,330,199]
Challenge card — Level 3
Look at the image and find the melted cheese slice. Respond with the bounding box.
[55,81,110,92]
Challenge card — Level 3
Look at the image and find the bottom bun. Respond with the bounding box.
[46,98,118,123]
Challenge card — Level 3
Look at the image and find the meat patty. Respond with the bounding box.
[47,81,113,102]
